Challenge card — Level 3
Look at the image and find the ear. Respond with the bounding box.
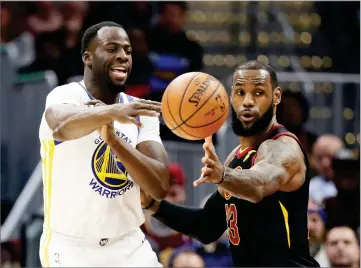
[82,51,92,69]
[273,87,282,106]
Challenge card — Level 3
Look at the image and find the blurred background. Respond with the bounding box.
[1,1,360,267]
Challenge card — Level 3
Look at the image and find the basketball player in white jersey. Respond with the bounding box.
[38,21,170,267]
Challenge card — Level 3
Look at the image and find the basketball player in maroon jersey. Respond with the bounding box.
[141,60,320,267]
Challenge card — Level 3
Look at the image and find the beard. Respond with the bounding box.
[93,68,127,96]
[231,103,274,137]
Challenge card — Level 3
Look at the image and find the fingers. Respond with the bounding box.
[203,142,217,161]
[202,157,215,167]
[193,177,207,187]
[85,100,106,106]
[128,117,143,128]
[133,109,161,117]
[205,135,213,145]
[136,103,162,113]
[132,102,162,114]
[137,99,162,106]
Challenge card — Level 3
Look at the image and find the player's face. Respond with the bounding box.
[92,26,133,91]
[230,69,281,137]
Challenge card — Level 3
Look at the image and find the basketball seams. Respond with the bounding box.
[164,81,203,139]
[186,104,229,128]
[163,87,177,129]
[164,113,204,139]
[172,80,222,131]
[168,72,200,127]
[178,72,205,124]
[162,72,229,140]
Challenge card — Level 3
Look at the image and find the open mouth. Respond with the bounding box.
[110,66,128,80]
[239,111,255,122]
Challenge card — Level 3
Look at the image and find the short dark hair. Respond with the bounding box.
[235,60,278,89]
[81,21,124,55]
[159,1,188,14]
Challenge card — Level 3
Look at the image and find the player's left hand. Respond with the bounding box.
[85,100,116,144]
[193,136,224,187]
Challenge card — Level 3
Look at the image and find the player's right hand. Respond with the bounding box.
[109,99,161,128]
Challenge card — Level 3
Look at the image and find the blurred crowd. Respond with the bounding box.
[1,1,360,268]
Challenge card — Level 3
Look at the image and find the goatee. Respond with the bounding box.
[232,103,274,137]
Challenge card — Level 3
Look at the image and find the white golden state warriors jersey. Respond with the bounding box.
[39,81,162,239]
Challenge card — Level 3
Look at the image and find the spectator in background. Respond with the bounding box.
[57,1,88,84]
[25,2,63,36]
[277,90,318,156]
[20,2,65,78]
[169,250,205,268]
[147,1,204,143]
[148,1,203,103]
[1,242,20,268]
[142,163,191,265]
[125,2,155,33]
[1,3,13,44]
[82,2,154,35]
[309,134,344,204]
[325,226,360,268]
[324,148,360,231]
[308,199,329,267]
[125,27,154,98]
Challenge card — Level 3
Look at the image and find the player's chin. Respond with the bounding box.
[108,71,128,85]
[241,120,255,128]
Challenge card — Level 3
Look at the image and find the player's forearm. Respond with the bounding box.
[149,192,227,244]
[107,139,169,200]
[46,105,113,141]
[220,166,281,203]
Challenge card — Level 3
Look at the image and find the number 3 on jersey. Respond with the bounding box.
[225,204,240,245]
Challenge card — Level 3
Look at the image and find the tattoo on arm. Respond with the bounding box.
[220,136,305,202]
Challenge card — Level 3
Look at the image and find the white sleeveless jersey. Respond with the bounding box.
[39,81,162,239]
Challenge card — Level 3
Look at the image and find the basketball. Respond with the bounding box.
[161,72,229,140]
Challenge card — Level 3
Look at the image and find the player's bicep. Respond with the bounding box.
[44,86,82,130]
[45,103,80,131]
[252,137,305,193]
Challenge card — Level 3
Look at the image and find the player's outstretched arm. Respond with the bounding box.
[46,99,161,141]
[142,189,227,244]
[196,135,306,203]
[220,136,306,202]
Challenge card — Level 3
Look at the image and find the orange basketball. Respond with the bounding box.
[161,72,229,140]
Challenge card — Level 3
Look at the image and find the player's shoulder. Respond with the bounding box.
[47,81,83,98]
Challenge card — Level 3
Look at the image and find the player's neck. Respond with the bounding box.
[83,74,118,105]
[238,118,277,150]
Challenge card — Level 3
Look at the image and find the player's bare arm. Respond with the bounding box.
[45,99,161,141]
[194,135,306,203]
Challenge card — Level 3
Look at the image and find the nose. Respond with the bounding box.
[321,157,331,169]
[243,93,255,108]
[116,49,129,62]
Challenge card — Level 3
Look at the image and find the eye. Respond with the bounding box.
[107,48,116,53]
[236,89,245,96]
[255,90,264,96]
